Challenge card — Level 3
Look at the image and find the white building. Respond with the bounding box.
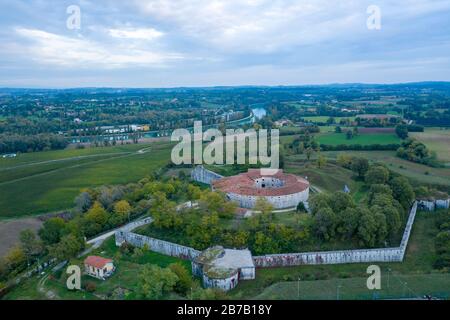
[84,256,115,280]
[192,246,255,291]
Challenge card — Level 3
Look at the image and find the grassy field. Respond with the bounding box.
[0,142,174,219]
[323,150,450,187]
[410,128,450,165]
[317,132,400,146]
[254,273,450,300]
[284,159,364,195]
[301,116,356,123]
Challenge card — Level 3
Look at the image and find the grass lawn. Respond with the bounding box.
[0,142,174,219]
[410,127,450,165]
[301,116,356,123]
[284,160,364,196]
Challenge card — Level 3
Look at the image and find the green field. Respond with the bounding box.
[0,142,174,219]
[254,273,450,300]
[410,128,450,165]
[317,132,400,146]
[301,116,356,123]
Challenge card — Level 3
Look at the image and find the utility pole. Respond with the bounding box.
[297,277,300,300]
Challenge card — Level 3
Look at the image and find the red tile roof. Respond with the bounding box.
[212,169,309,197]
[84,256,113,269]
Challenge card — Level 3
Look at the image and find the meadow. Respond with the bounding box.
[322,150,450,188]
[300,116,356,123]
[0,142,174,219]
[317,132,400,146]
[410,127,450,165]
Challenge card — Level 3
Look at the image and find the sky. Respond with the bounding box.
[0,0,449,88]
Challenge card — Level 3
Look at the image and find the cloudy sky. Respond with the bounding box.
[0,0,449,87]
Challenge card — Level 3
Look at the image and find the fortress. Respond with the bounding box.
[212,169,310,210]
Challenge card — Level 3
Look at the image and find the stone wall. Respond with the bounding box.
[226,188,309,209]
[253,202,418,268]
[191,165,223,185]
[115,230,200,260]
[418,198,450,211]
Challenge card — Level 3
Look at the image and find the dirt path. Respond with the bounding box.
[0,218,43,257]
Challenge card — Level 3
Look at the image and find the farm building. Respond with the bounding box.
[212,169,309,210]
[84,256,115,280]
[192,246,255,291]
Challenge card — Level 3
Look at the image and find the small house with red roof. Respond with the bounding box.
[84,256,115,280]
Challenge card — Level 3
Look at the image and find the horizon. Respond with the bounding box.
[2,80,450,91]
[1,1,450,87]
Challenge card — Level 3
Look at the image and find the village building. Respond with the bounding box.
[84,256,115,280]
[192,246,255,291]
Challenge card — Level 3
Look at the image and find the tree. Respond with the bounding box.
[49,234,85,261]
[85,201,108,226]
[253,231,279,254]
[309,193,332,215]
[335,126,342,133]
[114,200,132,223]
[337,207,359,239]
[305,147,314,161]
[395,124,409,139]
[329,191,355,213]
[138,264,178,299]
[367,184,392,205]
[38,217,66,245]
[350,157,369,179]
[74,191,92,213]
[346,130,353,140]
[357,208,378,247]
[313,207,337,241]
[19,230,43,265]
[296,202,307,213]
[389,177,415,209]
[337,154,352,168]
[316,154,327,168]
[168,263,192,295]
[365,165,389,185]
[254,197,274,222]
[4,246,26,273]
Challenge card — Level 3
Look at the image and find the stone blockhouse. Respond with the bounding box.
[192,246,255,291]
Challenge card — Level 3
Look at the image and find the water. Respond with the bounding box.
[252,108,267,120]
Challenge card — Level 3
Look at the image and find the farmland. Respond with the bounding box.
[410,127,450,165]
[0,142,174,219]
[317,132,400,146]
